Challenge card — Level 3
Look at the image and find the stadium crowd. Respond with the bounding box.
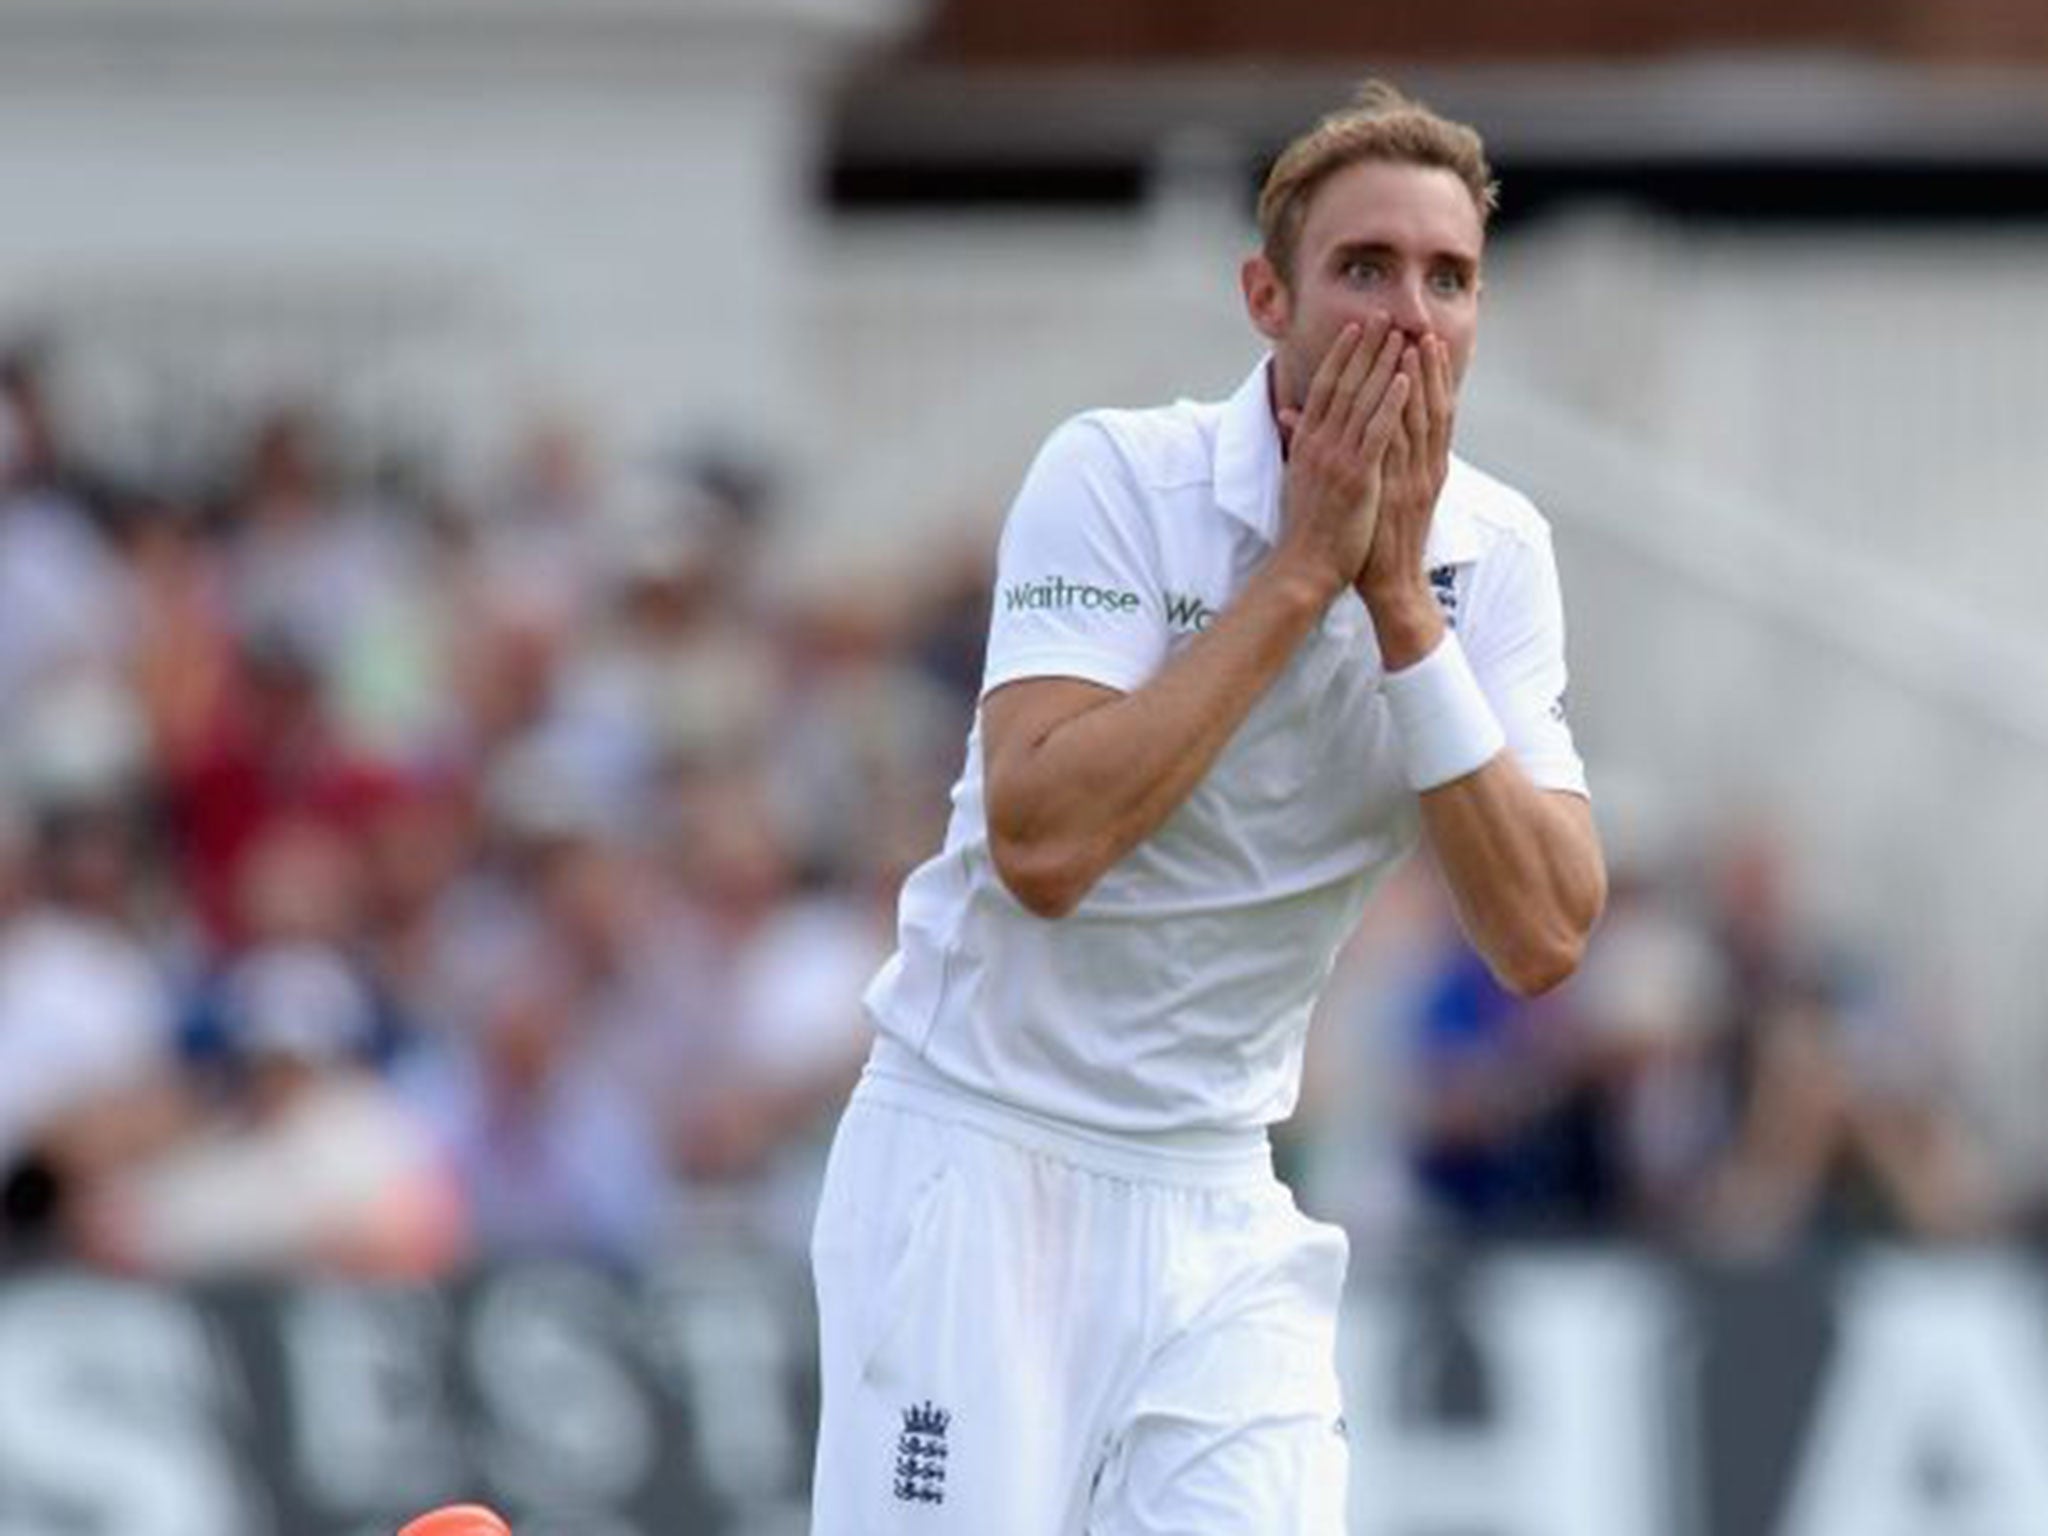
[0,343,2008,1280]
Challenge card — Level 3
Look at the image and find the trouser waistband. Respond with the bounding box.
[858,1036,1274,1190]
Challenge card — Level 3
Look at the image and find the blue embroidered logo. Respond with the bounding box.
[1427,564,1461,628]
[894,1401,951,1505]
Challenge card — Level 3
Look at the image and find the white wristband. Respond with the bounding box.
[1380,632,1506,791]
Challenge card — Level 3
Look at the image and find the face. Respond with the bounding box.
[1242,159,1485,415]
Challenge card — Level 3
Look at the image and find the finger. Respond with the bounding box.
[1401,345,1428,448]
[1326,319,1386,432]
[1299,323,1361,432]
[1425,337,1456,461]
[1360,370,1412,462]
[1407,339,1441,463]
[1354,309,1395,383]
[1389,374,1421,462]
[1384,421,1412,483]
[1342,327,1408,454]
[1336,326,1399,452]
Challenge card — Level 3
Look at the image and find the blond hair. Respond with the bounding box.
[1256,80,1498,284]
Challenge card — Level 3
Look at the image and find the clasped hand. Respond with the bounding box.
[1276,316,1455,612]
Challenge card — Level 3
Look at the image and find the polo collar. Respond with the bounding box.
[1214,354,1487,568]
[1214,358,1285,544]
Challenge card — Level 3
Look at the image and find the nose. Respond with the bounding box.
[1386,273,1432,339]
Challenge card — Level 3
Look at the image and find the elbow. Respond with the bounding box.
[988,831,1095,920]
[1494,931,1586,999]
[1493,873,1606,999]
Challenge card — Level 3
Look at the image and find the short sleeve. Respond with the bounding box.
[1460,522,1590,798]
[980,417,1169,698]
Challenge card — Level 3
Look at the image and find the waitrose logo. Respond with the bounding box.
[1003,574,1142,614]
[1163,591,1215,632]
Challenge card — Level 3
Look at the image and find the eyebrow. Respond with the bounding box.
[1328,239,1480,273]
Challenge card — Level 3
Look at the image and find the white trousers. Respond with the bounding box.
[808,1058,1350,1536]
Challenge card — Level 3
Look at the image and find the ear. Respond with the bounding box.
[1240,254,1291,343]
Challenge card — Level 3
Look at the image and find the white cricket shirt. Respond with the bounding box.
[865,358,1588,1137]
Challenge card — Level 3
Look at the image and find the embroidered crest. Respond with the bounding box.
[894,1401,951,1505]
[1427,564,1462,629]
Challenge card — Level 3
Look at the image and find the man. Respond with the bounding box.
[810,81,1606,1534]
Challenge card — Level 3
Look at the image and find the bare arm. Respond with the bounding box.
[1361,337,1607,995]
[985,318,1410,918]
[1421,774,1605,996]
[985,564,1332,918]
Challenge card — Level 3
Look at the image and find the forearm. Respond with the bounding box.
[985,556,1336,917]
[1364,567,1602,992]
[1421,763,1606,997]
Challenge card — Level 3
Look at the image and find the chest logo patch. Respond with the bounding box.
[894,1401,951,1505]
[1428,564,1463,629]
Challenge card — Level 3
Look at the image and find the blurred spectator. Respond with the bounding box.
[123,498,239,775]
[1668,828,1998,1252]
[1555,859,1736,1236]
[1287,859,1452,1246]
[443,578,577,771]
[73,939,464,1279]
[656,754,883,1251]
[764,575,961,891]
[356,774,479,1033]
[1698,955,2002,1255]
[903,526,997,714]
[0,797,181,1254]
[0,358,133,726]
[428,735,726,1196]
[159,625,402,949]
[1404,935,1612,1240]
[0,791,26,926]
[0,346,67,494]
[390,749,682,1265]
[1365,822,2003,1256]
[219,407,442,754]
[6,667,155,829]
[465,415,619,644]
[397,930,672,1268]
[550,486,783,831]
